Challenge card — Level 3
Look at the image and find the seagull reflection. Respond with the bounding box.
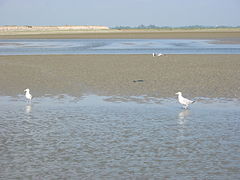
[178,109,190,124]
[25,104,32,114]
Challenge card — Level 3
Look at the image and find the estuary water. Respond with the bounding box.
[0,38,240,55]
[0,38,240,179]
[0,95,240,179]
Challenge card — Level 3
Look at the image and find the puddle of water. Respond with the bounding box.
[0,38,240,55]
[0,95,239,179]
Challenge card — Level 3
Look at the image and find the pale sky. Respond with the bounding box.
[0,0,239,27]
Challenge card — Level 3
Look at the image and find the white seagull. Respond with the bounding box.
[24,88,32,102]
[152,53,164,57]
[176,92,195,109]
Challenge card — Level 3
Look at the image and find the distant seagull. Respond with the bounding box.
[24,88,32,102]
[152,53,164,57]
[176,92,195,109]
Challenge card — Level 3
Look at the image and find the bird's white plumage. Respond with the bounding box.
[24,88,32,101]
[152,53,164,57]
[176,92,194,109]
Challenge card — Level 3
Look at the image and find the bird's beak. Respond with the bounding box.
[175,93,178,95]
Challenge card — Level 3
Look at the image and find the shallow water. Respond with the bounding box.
[0,95,239,179]
[0,38,240,55]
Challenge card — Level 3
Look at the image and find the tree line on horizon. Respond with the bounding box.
[112,24,240,29]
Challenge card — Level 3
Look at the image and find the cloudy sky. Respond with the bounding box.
[0,0,239,27]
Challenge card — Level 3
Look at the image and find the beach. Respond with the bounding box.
[1,30,240,180]
[0,54,239,98]
[1,28,240,39]
[2,0,240,178]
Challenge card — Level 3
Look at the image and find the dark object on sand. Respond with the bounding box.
[133,80,144,83]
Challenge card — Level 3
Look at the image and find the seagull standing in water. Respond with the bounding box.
[24,88,32,102]
[176,92,195,109]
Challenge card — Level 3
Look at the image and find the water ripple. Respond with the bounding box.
[0,95,239,179]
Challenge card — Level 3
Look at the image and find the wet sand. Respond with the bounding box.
[1,29,240,39]
[0,54,239,98]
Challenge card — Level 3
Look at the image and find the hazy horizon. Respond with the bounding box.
[0,0,239,27]
[1,25,240,28]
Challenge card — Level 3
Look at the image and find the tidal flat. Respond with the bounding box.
[0,30,240,179]
[0,54,239,98]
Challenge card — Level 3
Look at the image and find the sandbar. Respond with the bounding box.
[1,29,240,39]
[0,54,239,98]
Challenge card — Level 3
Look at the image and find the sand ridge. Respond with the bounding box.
[0,54,239,98]
[1,29,240,39]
